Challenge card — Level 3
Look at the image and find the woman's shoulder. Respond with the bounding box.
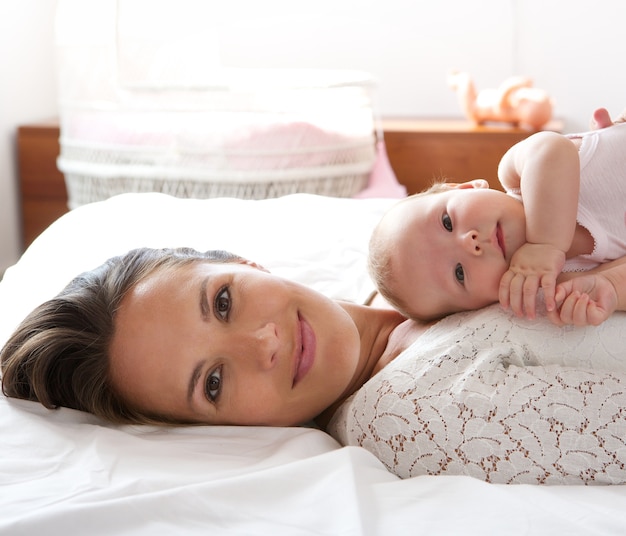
[371,317,434,376]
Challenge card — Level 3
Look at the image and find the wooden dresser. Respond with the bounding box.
[17,121,68,249]
[382,118,562,194]
[16,117,561,250]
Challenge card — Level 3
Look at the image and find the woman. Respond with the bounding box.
[0,246,420,427]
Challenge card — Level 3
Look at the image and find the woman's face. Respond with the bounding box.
[109,261,362,426]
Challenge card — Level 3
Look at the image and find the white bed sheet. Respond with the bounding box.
[2,193,626,535]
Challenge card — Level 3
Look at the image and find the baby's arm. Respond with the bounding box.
[547,256,626,326]
[497,132,580,318]
[543,106,626,326]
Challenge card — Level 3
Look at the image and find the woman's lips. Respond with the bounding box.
[293,314,316,386]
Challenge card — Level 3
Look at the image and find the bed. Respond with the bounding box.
[2,192,626,535]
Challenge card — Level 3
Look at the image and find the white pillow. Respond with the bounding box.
[0,193,396,346]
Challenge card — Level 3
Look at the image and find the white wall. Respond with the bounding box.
[0,0,59,274]
[1,0,625,273]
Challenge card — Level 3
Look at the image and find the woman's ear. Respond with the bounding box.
[449,179,490,190]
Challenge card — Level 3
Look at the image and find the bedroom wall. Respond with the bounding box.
[0,0,59,276]
[1,0,625,275]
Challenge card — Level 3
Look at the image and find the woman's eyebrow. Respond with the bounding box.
[200,276,210,321]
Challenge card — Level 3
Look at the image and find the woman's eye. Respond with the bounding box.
[455,263,465,285]
[214,286,231,321]
[205,366,222,402]
[442,213,453,231]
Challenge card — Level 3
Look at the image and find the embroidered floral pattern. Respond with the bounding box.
[328,306,626,484]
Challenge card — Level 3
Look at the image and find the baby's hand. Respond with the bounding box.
[499,243,566,319]
[546,273,618,326]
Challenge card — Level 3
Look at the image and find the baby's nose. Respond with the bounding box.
[462,231,482,255]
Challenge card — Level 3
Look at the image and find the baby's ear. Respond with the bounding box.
[449,179,490,190]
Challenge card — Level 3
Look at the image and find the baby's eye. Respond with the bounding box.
[205,366,222,402]
[455,263,465,285]
[442,213,453,231]
[214,286,231,321]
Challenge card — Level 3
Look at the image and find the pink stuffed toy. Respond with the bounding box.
[448,71,553,130]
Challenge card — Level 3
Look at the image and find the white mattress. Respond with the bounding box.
[1,193,625,535]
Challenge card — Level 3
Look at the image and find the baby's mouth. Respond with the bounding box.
[496,223,506,258]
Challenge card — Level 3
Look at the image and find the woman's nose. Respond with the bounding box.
[251,322,279,370]
[461,230,482,256]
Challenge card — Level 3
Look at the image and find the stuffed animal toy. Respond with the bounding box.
[448,70,553,130]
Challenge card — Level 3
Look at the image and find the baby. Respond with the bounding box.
[369,119,626,326]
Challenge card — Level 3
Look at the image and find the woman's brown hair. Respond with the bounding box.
[0,247,242,425]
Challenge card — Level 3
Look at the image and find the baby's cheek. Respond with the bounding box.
[487,267,507,300]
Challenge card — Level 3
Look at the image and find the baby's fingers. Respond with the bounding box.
[554,284,568,305]
[556,291,579,324]
[570,293,592,326]
[499,270,515,309]
[582,301,610,326]
[540,275,558,313]
[558,291,594,326]
[546,305,565,326]
[505,273,527,316]
[521,275,540,319]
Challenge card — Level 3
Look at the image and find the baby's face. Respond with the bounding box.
[379,185,527,319]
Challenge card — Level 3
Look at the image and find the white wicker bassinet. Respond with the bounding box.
[55,1,380,207]
[57,71,378,208]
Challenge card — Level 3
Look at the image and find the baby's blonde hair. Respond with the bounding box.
[368,180,452,319]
